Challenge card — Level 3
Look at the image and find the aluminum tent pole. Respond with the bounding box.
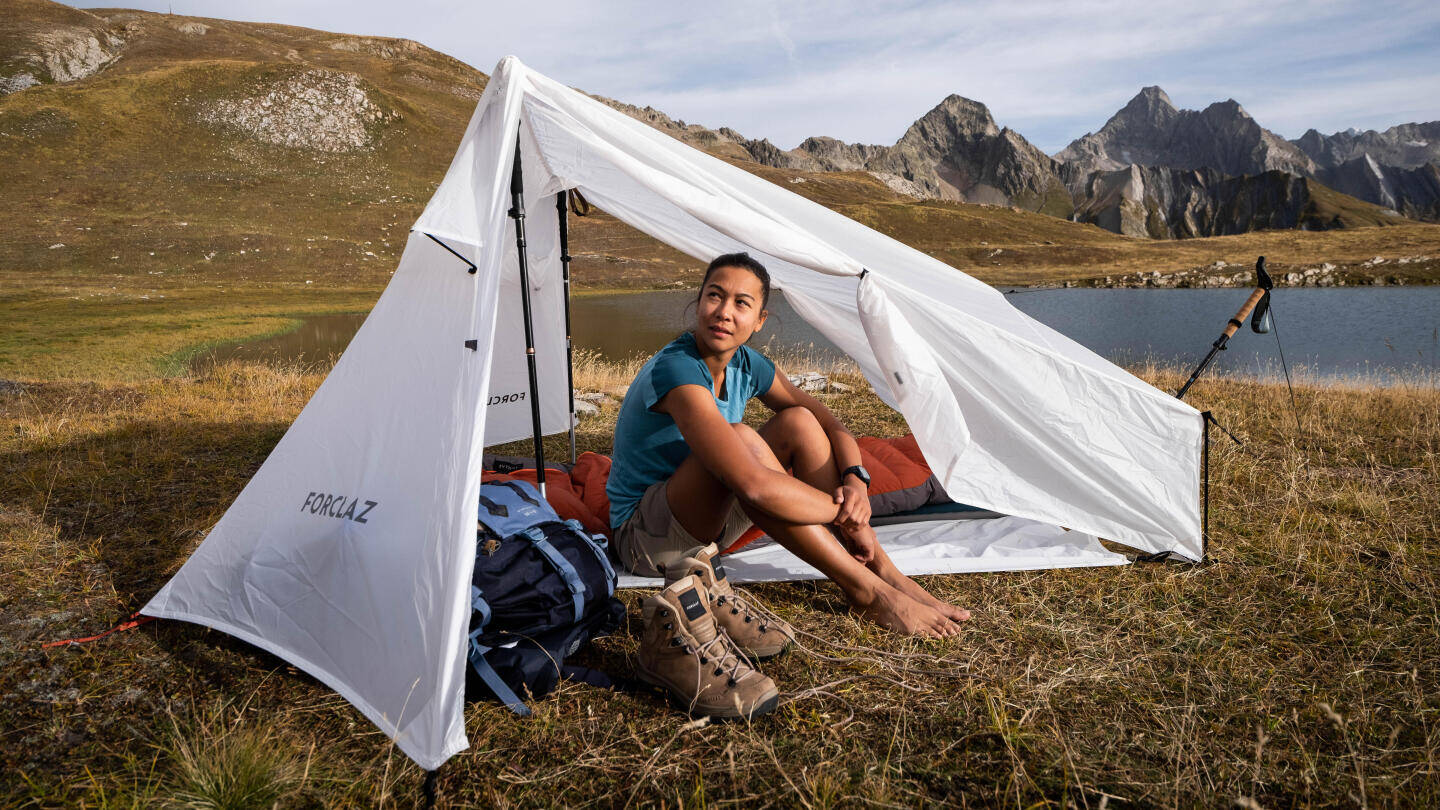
[508,133,547,495]
[557,191,577,464]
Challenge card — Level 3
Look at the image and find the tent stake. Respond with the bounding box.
[509,133,547,496]
[557,192,577,464]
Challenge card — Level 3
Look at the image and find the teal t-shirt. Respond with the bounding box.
[607,332,777,529]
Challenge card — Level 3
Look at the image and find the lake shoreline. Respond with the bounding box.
[1038,255,1439,290]
[187,287,1439,388]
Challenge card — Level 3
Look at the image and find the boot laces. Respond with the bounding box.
[716,593,768,630]
[721,588,793,637]
[693,628,757,690]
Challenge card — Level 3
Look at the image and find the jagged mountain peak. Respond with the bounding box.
[1290,121,1440,171]
[1120,86,1177,120]
[909,94,999,138]
[1201,98,1251,121]
[1057,90,1314,179]
[1135,85,1173,103]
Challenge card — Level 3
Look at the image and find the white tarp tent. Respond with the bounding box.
[142,56,1204,770]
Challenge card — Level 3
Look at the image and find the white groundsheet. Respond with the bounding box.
[616,517,1128,588]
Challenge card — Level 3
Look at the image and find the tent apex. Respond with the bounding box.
[494,55,527,75]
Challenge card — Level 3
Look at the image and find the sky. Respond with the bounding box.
[75,0,1440,155]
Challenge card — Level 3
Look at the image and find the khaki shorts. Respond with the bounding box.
[613,479,753,577]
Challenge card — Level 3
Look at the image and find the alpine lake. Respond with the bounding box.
[194,287,1440,387]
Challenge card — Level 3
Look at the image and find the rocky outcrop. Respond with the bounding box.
[1294,125,1440,221]
[1071,166,1399,238]
[1078,256,1434,288]
[862,96,1072,215]
[1053,86,1440,231]
[1,1,126,94]
[788,135,887,171]
[744,95,1073,217]
[1294,122,1440,171]
[327,36,424,59]
[598,92,1072,216]
[1056,87,1316,181]
[1318,157,1440,221]
[198,69,399,152]
[594,96,756,160]
[1057,89,1440,224]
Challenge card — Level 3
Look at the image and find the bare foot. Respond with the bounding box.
[886,572,972,623]
[851,584,960,638]
[844,524,972,623]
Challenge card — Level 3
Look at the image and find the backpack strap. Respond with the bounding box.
[566,519,617,597]
[467,586,531,716]
[478,495,509,518]
[497,480,542,507]
[477,480,560,537]
[521,527,586,622]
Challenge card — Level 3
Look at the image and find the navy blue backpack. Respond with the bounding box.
[467,480,624,713]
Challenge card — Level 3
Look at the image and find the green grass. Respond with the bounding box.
[0,280,382,380]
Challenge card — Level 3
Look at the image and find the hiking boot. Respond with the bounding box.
[637,574,779,720]
[663,544,793,660]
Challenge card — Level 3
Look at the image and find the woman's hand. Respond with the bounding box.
[832,482,871,530]
[833,484,876,563]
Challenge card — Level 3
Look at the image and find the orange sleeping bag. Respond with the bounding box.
[482,433,946,556]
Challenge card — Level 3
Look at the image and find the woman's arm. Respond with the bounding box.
[759,371,872,532]
[658,384,841,524]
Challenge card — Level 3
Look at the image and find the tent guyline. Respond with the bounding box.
[137,56,1205,772]
[423,233,477,274]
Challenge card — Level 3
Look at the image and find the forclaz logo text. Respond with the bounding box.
[301,492,378,524]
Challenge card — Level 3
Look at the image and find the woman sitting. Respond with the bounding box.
[607,253,970,640]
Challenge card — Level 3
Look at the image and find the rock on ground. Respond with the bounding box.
[199,69,398,152]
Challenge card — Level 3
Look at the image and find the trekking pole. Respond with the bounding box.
[1176,256,1274,400]
[557,191,577,464]
[509,132,547,495]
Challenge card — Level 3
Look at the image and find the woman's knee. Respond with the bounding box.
[763,407,825,453]
[731,422,783,470]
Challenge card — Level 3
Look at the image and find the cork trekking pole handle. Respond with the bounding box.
[1176,256,1276,400]
[1222,288,1269,340]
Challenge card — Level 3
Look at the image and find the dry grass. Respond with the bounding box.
[5,8,1438,804]
[2,355,1437,807]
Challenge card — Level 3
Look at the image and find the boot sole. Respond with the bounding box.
[635,668,780,720]
[742,639,793,662]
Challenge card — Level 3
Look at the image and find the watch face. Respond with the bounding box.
[848,465,871,485]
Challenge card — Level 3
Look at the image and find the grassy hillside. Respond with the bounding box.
[2,1,1440,382]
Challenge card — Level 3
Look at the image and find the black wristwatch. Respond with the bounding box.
[842,465,871,487]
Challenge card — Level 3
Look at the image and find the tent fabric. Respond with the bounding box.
[143,56,1203,770]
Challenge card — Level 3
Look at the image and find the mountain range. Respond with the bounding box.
[596,80,1431,239]
[1,0,1434,243]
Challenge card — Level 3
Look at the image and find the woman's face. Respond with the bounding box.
[694,264,768,356]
